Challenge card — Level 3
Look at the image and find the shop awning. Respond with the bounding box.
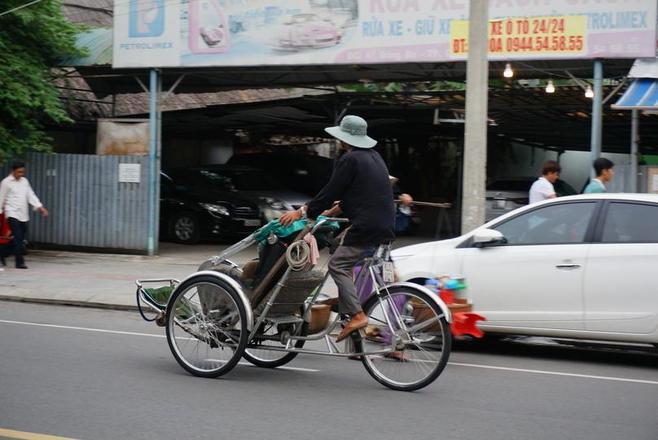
[612,78,658,110]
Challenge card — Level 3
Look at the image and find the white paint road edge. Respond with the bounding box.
[1,318,656,385]
[0,319,318,373]
[447,362,658,386]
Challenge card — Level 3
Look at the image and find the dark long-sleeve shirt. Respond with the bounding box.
[307,149,395,246]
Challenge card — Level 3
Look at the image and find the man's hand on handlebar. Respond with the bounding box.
[321,202,342,217]
[280,206,306,226]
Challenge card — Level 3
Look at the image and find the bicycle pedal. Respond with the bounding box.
[351,328,365,339]
[351,333,364,350]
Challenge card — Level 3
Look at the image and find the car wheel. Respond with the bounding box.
[171,212,201,244]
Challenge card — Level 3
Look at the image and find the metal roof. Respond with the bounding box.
[612,79,658,110]
[142,83,658,154]
[78,59,635,98]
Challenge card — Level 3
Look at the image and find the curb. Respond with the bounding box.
[0,295,138,312]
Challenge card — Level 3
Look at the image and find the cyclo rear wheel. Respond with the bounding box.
[361,285,451,391]
[165,274,249,378]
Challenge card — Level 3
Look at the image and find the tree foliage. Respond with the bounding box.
[0,0,84,162]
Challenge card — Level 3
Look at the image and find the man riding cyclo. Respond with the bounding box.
[280,115,396,343]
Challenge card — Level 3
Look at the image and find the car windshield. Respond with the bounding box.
[198,169,286,191]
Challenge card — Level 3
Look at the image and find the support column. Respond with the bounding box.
[630,109,639,193]
[147,68,162,256]
[461,0,489,233]
[590,60,603,178]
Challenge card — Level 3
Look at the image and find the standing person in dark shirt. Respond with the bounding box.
[280,115,395,342]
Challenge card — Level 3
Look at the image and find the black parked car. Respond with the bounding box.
[161,166,310,244]
[228,153,334,196]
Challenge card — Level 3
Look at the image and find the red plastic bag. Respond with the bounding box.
[450,312,486,338]
[0,214,12,245]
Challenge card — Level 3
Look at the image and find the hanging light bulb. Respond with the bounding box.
[503,63,514,78]
[585,84,594,98]
[545,79,555,93]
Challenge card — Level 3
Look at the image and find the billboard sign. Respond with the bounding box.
[113,0,657,68]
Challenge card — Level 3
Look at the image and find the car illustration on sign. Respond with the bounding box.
[274,14,343,51]
[200,24,227,47]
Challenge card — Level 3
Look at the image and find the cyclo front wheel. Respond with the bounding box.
[361,285,451,391]
[165,274,249,378]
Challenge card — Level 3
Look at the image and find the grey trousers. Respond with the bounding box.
[328,244,370,316]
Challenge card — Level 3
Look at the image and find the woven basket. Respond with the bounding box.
[308,304,332,334]
[410,300,442,332]
[254,270,325,316]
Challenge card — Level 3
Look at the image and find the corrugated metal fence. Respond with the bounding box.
[1,153,152,253]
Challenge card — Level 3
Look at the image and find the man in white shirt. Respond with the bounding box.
[529,160,561,204]
[0,161,48,269]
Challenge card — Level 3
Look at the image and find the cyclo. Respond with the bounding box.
[136,216,452,391]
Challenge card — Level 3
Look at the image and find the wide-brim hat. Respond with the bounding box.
[325,115,377,149]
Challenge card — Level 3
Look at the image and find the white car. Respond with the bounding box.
[393,194,658,347]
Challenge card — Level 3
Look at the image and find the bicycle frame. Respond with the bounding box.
[239,218,414,358]
[136,217,454,391]
[138,217,449,358]
[247,252,400,358]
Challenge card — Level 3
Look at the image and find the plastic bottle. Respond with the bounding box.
[424,278,440,295]
[444,279,460,290]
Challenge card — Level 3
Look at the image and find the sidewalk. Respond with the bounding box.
[0,237,429,310]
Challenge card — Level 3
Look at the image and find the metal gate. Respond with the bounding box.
[1,153,152,253]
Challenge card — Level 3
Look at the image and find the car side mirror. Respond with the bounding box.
[473,229,507,248]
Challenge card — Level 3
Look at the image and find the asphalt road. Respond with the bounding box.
[0,302,656,440]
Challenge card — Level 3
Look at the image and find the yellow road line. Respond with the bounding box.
[0,428,77,440]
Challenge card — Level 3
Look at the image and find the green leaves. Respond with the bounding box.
[0,0,84,162]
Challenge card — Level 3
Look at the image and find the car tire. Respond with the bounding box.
[170,212,201,244]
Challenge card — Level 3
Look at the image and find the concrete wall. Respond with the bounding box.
[489,141,632,191]
[560,150,631,191]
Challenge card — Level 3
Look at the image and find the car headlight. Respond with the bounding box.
[259,197,285,211]
[200,203,230,217]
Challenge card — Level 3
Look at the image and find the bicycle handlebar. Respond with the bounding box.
[321,217,350,223]
[311,217,349,234]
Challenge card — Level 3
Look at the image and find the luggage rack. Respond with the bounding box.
[135,278,180,324]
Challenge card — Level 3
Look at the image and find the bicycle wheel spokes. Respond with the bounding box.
[362,287,451,391]
[168,282,243,375]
